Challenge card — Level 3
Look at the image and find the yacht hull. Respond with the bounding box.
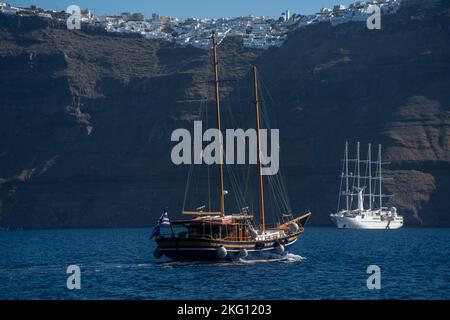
[330,214,403,229]
[156,233,300,261]
[154,212,311,261]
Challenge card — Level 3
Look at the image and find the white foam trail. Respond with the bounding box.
[136,263,152,268]
[282,253,305,263]
[156,253,306,266]
[238,253,305,264]
[238,258,258,264]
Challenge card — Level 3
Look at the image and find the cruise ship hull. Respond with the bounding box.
[330,214,403,229]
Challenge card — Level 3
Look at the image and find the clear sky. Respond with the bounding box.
[9,0,355,19]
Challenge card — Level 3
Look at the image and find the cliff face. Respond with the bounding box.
[0,1,449,228]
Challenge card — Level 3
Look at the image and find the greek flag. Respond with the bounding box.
[150,210,170,239]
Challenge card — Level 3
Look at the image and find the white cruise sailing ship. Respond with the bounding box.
[330,142,403,229]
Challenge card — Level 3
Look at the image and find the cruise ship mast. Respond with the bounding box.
[340,142,391,212]
[368,143,372,210]
[378,144,383,209]
[357,141,360,190]
[345,141,349,211]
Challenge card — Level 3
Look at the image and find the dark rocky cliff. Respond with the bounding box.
[0,1,449,228]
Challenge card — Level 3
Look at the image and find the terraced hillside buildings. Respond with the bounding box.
[1,0,402,49]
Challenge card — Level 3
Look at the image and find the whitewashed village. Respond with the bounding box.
[1,0,401,50]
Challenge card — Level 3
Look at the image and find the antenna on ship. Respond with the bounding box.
[368,143,372,210]
[357,141,360,190]
[252,66,265,232]
[378,144,382,209]
[345,141,349,211]
[211,31,225,217]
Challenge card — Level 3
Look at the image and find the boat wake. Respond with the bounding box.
[238,253,305,264]
[282,253,305,263]
[156,253,305,267]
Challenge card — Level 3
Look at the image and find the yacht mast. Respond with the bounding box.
[252,66,265,231]
[378,144,382,209]
[368,143,372,210]
[357,141,360,190]
[345,141,349,211]
[212,31,225,217]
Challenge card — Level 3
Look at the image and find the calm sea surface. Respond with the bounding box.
[0,227,449,299]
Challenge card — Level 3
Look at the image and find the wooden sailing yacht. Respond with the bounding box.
[153,32,311,261]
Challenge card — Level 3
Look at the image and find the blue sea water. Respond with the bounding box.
[0,227,449,300]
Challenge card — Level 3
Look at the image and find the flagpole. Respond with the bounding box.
[169,222,176,238]
[165,208,176,238]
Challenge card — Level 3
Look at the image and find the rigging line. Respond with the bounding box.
[267,176,277,224]
[259,100,272,131]
[182,75,204,211]
[230,164,248,210]
[204,97,212,212]
[258,77,277,129]
[364,147,370,208]
[267,186,275,227]
[255,130,291,213]
[272,167,291,212]
[337,155,345,212]
[275,154,292,205]
[182,102,205,212]
[350,152,357,209]
[279,184,291,212]
[260,76,282,134]
[246,169,255,218]
[239,173,249,210]
[272,165,292,212]
[259,74,276,106]
[268,175,283,226]
[242,161,251,198]
[267,172,285,213]
[182,145,195,211]
[224,164,237,210]
[268,176,277,212]
[192,104,205,210]
[257,74,294,213]
[374,163,380,208]
[223,87,241,131]
[222,92,243,210]
[225,163,245,213]
[184,51,211,212]
[234,74,253,206]
[234,75,245,125]
[276,179,285,224]
[232,73,255,211]
[273,174,289,215]
[258,138,291,211]
[222,81,253,213]
[231,74,241,116]
[226,161,247,213]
